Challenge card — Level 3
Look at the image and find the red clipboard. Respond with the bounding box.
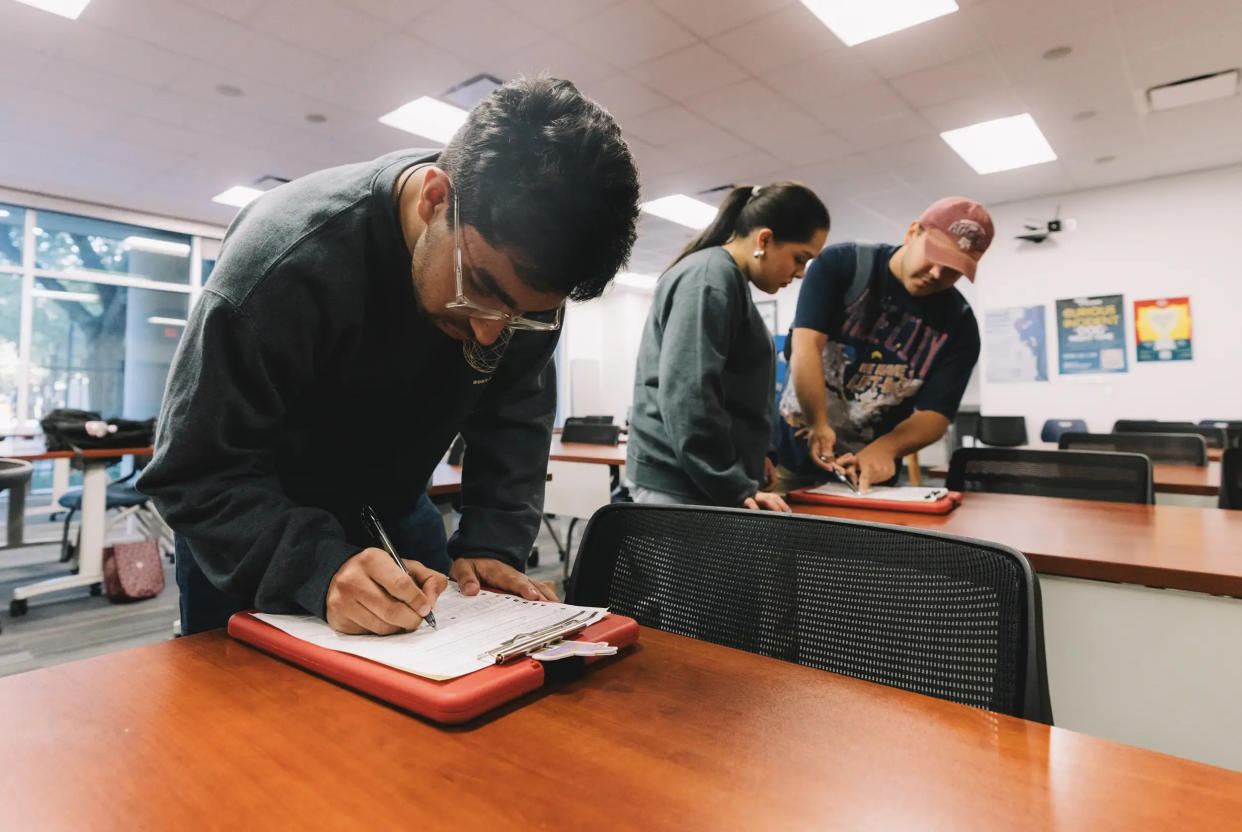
[788,487,963,515]
[228,611,639,724]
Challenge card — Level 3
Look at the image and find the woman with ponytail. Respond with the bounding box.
[625,182,829,510]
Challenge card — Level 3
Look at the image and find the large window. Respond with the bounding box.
[34,210,191,285]
[0,205,24,268]
[0,198,218,431]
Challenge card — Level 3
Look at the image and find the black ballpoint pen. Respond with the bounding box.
[360,505,438,630]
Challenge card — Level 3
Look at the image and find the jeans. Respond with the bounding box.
[176,492,449,635]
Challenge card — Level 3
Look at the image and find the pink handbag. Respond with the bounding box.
[102,540,165,602]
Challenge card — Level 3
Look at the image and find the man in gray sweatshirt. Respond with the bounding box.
[138,78,640,635]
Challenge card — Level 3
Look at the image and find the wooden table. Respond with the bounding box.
[2,629,1240,829]
[927,459,1221,497]
[793,492,1242,596]
[549,436,627,465]
[428,462,462,497]
[791,493,1242,769]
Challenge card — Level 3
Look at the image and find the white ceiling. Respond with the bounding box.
[2,0,1241,273]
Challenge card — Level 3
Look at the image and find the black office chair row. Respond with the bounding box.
[1113,420,1230,450]
[947,448,1153,504]
[961,417,1242,449]
[1059,432,1208,466]
[568,504,1053,724]
[1221,449,1240,510]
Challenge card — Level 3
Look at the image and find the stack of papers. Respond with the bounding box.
[803,483,950,502]
[254,585,608,680]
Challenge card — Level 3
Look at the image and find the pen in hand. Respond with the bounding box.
[360,505,438,630]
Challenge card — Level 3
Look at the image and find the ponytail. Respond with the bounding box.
[667,182,829,271]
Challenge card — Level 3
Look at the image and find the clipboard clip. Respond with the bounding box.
[478,611,595,663]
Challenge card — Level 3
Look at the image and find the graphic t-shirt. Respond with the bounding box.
[776,242,980,472]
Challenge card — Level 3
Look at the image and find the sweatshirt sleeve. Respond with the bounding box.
[657,277,758,505]
[137,287,359,618]
[450,330,558,571]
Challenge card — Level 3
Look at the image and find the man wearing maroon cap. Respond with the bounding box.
[775,197,993,492]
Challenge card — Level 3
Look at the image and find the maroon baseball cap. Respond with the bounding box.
[918,196,994,281]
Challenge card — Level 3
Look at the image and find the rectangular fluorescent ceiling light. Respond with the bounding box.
[640,194,718,229]
[1148,69,1239,111]
[122,236,190,257]
[799,0,958,46]
[148,316,187,326]
[940,114,1057,174]
[32,289,100,303]
[14,0,92,19]
[378,97,468,143]
[212,185,265,208]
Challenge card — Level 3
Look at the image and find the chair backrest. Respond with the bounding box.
[1113,420,1226,449]
[561,420,622,445]
[568,503,1052,723]
[948,408,981,449]
[978,416,1028,447]
[1039,419,1087,443]
[1200,421,1242,449]
[1059,432,1207,465]
[574,415,614,425]
[947,448,1153,504]
[1221,449,1241,510]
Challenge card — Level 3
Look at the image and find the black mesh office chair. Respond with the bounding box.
[978,416,1028,447]
[567,504,1053,724]
[1113,420,1226,449]
[1200,421,1242,450]
[947,448,1153,504]
[1059,432,1207,465]
[1221,449,1240,510]
[1040,419,1087,443]
[948,408,980,449]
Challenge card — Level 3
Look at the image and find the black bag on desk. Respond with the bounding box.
[40,409,156,452]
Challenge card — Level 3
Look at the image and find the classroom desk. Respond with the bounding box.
[2,628,1241,829]
[0,441,153,610]
[792,493,1242,770]
[549,436,627,465]
[428,462,462,496]
[927,460,1221,497]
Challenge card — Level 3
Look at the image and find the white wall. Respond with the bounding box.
[562,286,654,424]
[976,164,1242,434]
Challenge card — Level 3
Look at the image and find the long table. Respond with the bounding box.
[0,441,154,611]
[792,493,1242,770]
[2,628,1240,829]
[928,460,1222,497]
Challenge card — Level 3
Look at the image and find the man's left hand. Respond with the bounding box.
[835,445,896,494]
[451,557,559,602]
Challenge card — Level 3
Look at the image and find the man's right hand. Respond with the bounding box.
[799,422,839,471]
[325,547,447,635]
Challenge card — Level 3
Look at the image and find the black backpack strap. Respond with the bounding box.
[844,243,880,307]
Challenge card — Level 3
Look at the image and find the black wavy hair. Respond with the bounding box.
[438,76,641,302]
[670,182,829,270]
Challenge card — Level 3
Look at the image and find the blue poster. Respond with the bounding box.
[984,305,1047,382]
[1056,295,1128,375]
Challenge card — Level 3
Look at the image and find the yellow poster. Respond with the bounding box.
[1134,297,1192,362]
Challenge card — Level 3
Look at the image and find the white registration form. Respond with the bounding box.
[254,585,607,680]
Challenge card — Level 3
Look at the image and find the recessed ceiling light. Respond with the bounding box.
[640,194,719,229]
[1095,155,1116,164]
[212,186,265,208]
[798,0,959,46]
[214,84,244,97]
[378,97,468,143]
[14,0,91,20]
[1042,45,1073,60]
[122,236,191,257]
[147,316,187,327]
[1147,69,1239,111]
[305,113,328,124]
[940,114,1058,174]
[1071,109,1098,121]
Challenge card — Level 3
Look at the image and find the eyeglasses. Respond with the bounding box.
[443,191,564,332]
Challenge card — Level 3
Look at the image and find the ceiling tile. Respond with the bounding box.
[762,130,854,168]
[917,89,1027,131]
[684,79,822,146]
[577,73,671,120]
[622,105,754,162]
[648,0,793,39]
[708,4,837,76]
[890,52,1009,108]
[89,0,257,67]
[814,83,915,129]
[307,34,477,114]
[628,44,750,101]
[833,111,937,152]
[335,0,439,25]
[849,8,984,79]
[245,0,390,60]
[966,0,1116,49]
[407,0,547,61]
[495,0,623,31]
[562,0,697,68]
[179,0,267,20]
[489,35,616,86]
